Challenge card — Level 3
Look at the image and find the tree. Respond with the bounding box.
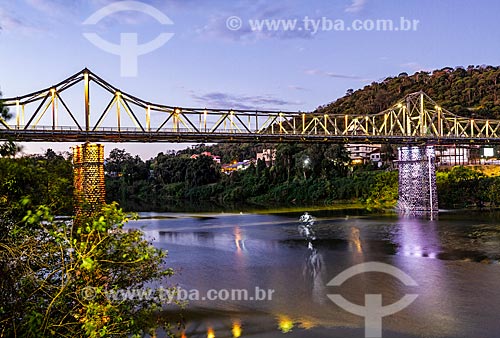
[0,202,179,337]
[185,155,220,187]
[0,151,74,217]
[0,140,21,157]
[324,144,351,177]
[274,143,301,182]
[0,93,22,157]
[380,143,396,167]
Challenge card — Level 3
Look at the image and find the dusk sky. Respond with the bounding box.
[0,0,499,159]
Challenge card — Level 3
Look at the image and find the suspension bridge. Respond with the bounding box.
[1,68,497,213]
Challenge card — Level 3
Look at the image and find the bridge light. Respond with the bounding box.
[397,103,403,108]
[115,91,121,97]
[174,108,181,114]
[50,88,56,95]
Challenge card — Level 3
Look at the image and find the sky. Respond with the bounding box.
[0,0,499,159]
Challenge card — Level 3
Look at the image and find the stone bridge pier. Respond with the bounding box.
[397,145,438,213]
[72,143,105,215]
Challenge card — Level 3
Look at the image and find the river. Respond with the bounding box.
[128,209,500,338]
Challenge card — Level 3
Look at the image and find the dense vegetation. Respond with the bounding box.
[317,65,500,118]
[102,143,498,211]
[104,143,391,210]
[0,97,178,338]
[1,203,178,337]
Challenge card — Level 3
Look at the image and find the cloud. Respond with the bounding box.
[0,8,36,34]
[198,3,314,42]
[191,91,301,110]
[305,69,369,81]
[25,0,81,18]
[86,0,175,25]
[200,15,313,42]
[326,73,363,79]
[288,85,308,91]
[400,62,429,72]
[345,0,367,13]
[0,0,79,35]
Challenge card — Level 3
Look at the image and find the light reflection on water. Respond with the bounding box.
[129,211,500,338]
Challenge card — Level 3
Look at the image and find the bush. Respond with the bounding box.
[0,201,179,337]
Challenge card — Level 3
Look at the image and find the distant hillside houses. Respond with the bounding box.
[345,144,494,167]
[346,144,382,166]
[221,159,254,174]
[256,148,276,166]
[190,151,221,164]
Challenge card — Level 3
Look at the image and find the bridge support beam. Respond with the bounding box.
[397,146,438,214]
[72,143,105,215]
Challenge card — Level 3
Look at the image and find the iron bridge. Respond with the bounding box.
[1,68,499,145]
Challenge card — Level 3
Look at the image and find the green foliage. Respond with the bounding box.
[106,149,221,210]
[0,202,178,337]
[0,140,21,157]
[102,144,398,210]
[436,166,500,208]
[364,171,399,211]
[0,93,21,157]
[0,150,74,220]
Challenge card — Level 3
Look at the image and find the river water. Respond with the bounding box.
[129,209,500,338]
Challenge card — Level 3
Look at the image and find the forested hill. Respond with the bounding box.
[316,65,500,119]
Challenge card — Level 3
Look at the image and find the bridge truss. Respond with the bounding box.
[1,68,499,144]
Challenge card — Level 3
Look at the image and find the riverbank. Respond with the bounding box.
[133,200,368,214]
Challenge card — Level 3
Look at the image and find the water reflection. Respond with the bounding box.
[391,216,460,337]
[349,227,363,254]
[396,216,441,259]
[158,231,216,247]
[173,313,323,337]
[233,226,246,254]
[299,213,327,305]
[231,321,242,337]
[277,315,294,333]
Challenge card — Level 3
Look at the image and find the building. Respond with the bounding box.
[190,151,221,164]
[435,146,470,166]
[256,148,276,166]
[369,150,383,167]
[221,160,254,174]
[346,144,381,164]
